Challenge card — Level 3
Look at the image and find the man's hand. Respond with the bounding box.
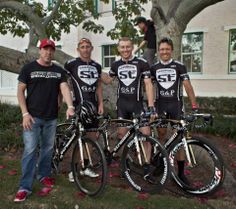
[22,113,35,130]
[192,104,199,112]
[148,106,158,122]
[98,104,104,115]
[66,106,75,119]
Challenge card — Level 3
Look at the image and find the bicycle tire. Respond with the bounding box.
[168,136,225,195]
[71,136,107,196]
[121,134,170,194]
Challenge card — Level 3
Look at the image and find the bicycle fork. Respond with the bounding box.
[134,134,148,166]
[182,134,196,167]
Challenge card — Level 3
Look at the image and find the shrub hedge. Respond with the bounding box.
[0,96,236,149]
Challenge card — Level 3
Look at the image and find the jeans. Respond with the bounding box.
[143,48,157,66]
[19,117,57,192]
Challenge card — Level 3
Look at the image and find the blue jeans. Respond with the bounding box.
[19,118,57,192]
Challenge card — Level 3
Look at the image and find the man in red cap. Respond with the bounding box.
[14,38,75,202]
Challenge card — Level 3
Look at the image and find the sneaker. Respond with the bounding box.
[40,177,55,187]
[68,171,74,182]
[14,190,29,202]
[80,168,99,178]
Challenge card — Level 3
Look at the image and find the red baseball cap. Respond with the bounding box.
[39,39,55,50]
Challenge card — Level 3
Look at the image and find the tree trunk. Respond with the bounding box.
[151,0,224,60]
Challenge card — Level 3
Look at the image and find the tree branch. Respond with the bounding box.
[43,0,63,26]
[166,0,182,21]
[151,0,168,24]
[0,46,34,74]
[175,0,224,28]
[0,46,73,74]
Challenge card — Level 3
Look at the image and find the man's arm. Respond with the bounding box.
[183,80,197,106]
[144,78,155,107]
[101,72,114,84]
[60,82,75,118]
[17,82,35,130]
[134,40,147,54]
[96,79,104,115]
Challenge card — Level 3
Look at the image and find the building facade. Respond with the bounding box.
[0,0,235,104]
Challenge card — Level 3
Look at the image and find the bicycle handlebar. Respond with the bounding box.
[149,112,213,128]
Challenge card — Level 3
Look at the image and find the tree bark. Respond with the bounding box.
[151,0,224,60]
[0,46,73,74]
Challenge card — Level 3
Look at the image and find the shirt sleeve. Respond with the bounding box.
[60,67,68,83]
[18,65,29,84]
[97,64,102,78]
[109,62,117,77]
[64,61,72,74]
[179,64,190,81]
[141,60,151,79]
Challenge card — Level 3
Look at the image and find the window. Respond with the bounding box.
[112,0,121,10]
[0,70,17,89]
[112,0,131,10]
[181,32,203,73]
[229,29,236,73]
[48,0,54,7]
[102,45,116,68]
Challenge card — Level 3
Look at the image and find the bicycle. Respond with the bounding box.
[52,113,107,196]
[96,113,171,194]
[149,113,225,196]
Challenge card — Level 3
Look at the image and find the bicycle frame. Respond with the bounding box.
[55,118,94,170]
[150,113,213,168]
[98,116,150,165]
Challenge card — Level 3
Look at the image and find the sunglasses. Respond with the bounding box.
[78,38,92,46]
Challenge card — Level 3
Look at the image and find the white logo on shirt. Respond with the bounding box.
[78,65,98,85]
[156,68,176,89]
[118,64,137,86]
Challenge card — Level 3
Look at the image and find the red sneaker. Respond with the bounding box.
[14,190,29,202]
[40,177,55,187]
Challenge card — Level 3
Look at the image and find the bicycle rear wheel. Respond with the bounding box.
[168,136,225,195]
[121,134,170,194]
[71,136,107,196]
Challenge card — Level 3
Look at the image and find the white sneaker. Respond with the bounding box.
[80,168,99,178]
[68,171,74,182]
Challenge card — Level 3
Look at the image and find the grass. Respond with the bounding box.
[0,156,210,209]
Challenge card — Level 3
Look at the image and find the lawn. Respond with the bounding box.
[0,155,211,209]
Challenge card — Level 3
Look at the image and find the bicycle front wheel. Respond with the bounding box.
[168,136,225,195]
[52,123,73,174]
[71,137,107,196]
[121,134,170,194]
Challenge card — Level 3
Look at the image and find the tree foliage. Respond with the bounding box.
[0,0,147,42]
[0,0,225,74]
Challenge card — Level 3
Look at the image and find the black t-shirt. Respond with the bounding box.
[64,58,102,105]
[18,61,67,119]
[109,56,151,101]
[150,59,190,101]
[144,20,156,50]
